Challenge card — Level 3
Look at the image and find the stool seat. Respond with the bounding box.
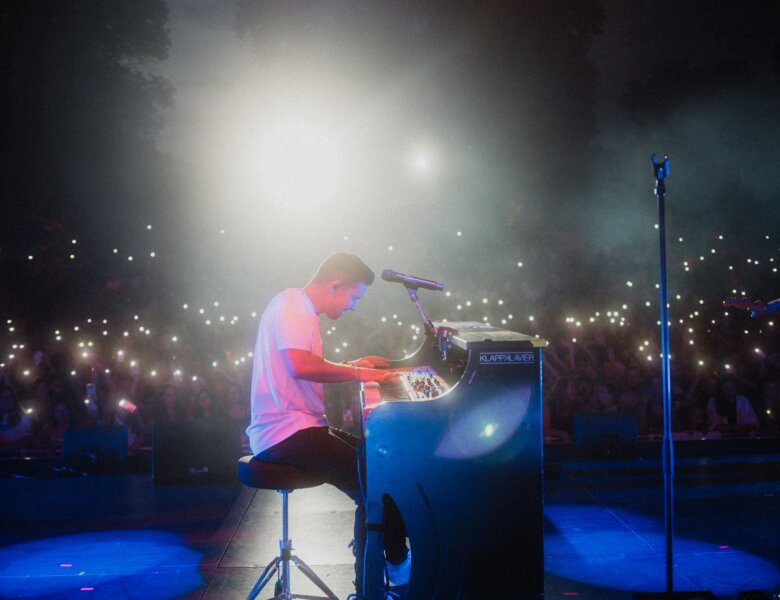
[238,456,324,490]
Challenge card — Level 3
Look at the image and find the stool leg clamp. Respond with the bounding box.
[247,490,339,600]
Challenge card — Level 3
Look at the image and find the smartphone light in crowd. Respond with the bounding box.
[119,399,137,413]
[25,408,33,414]
[84,398,90,404]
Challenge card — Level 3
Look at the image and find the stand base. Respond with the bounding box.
[247,553,339,600]
[632,592,715,600]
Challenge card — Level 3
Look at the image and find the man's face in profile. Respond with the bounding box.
[325,281,368,319]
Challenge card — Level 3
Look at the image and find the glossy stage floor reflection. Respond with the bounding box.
[1,450,779,599]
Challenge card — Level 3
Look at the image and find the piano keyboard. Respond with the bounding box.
[395,366,449,401]
[360,366,450,421]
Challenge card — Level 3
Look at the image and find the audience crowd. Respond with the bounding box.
[1,221,778,458]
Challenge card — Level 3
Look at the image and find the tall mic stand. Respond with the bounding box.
[652,154,675,593]
[403,285,436,335]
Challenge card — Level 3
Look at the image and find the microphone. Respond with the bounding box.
[382,269,444,291]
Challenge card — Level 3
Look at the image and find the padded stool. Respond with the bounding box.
[238,456,339,600]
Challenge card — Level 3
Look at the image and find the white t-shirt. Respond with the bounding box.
[247,288,328,454]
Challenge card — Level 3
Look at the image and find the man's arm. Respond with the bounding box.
[346,356,391,368]
[282,349,399,384]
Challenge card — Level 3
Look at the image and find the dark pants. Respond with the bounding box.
[255,426,406,590]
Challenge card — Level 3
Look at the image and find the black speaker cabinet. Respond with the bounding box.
[153,419,244,483]
[62,426,129,462]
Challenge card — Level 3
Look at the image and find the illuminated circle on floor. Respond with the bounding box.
[0,530,203,599]
[545,504,780,596]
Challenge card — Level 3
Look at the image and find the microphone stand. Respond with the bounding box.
[403,285,436,335]
[752,297,780,318]
[652,154,675,594]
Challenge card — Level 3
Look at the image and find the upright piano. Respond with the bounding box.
[360,321,545,600]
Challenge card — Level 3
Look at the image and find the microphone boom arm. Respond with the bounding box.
[405,286,436,335]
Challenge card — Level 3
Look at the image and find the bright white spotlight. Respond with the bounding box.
[407,143,441,179]
[253,116,346,208]
[412,152,432,171]
[206,103,350,215]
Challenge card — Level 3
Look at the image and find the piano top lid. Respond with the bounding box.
[432,321,547,350]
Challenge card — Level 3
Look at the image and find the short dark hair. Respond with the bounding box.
[313,252,375,285]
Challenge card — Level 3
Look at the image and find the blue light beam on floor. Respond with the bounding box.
[0,530,204,599]
[545,504,780,597]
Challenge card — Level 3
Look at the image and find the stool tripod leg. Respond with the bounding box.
[247,556,281,600]
[291,555,339,600]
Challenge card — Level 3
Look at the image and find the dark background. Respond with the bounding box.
[2,0,779,334]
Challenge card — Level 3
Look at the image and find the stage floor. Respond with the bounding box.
[1,450,779,600]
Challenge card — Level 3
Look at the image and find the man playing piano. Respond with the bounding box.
[247,251,410,598]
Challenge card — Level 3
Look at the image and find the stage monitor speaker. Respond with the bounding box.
[574,414,638,446]
[575,413,639,458]
[153,419,244,484]
[632,592,715,600]
[62,425,129,464]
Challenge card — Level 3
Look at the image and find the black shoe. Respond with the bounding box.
[385,583,408,599]
[385,548,411,586]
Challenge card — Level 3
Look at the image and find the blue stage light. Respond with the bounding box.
[545,505,780,597]
[0,530,204,599]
